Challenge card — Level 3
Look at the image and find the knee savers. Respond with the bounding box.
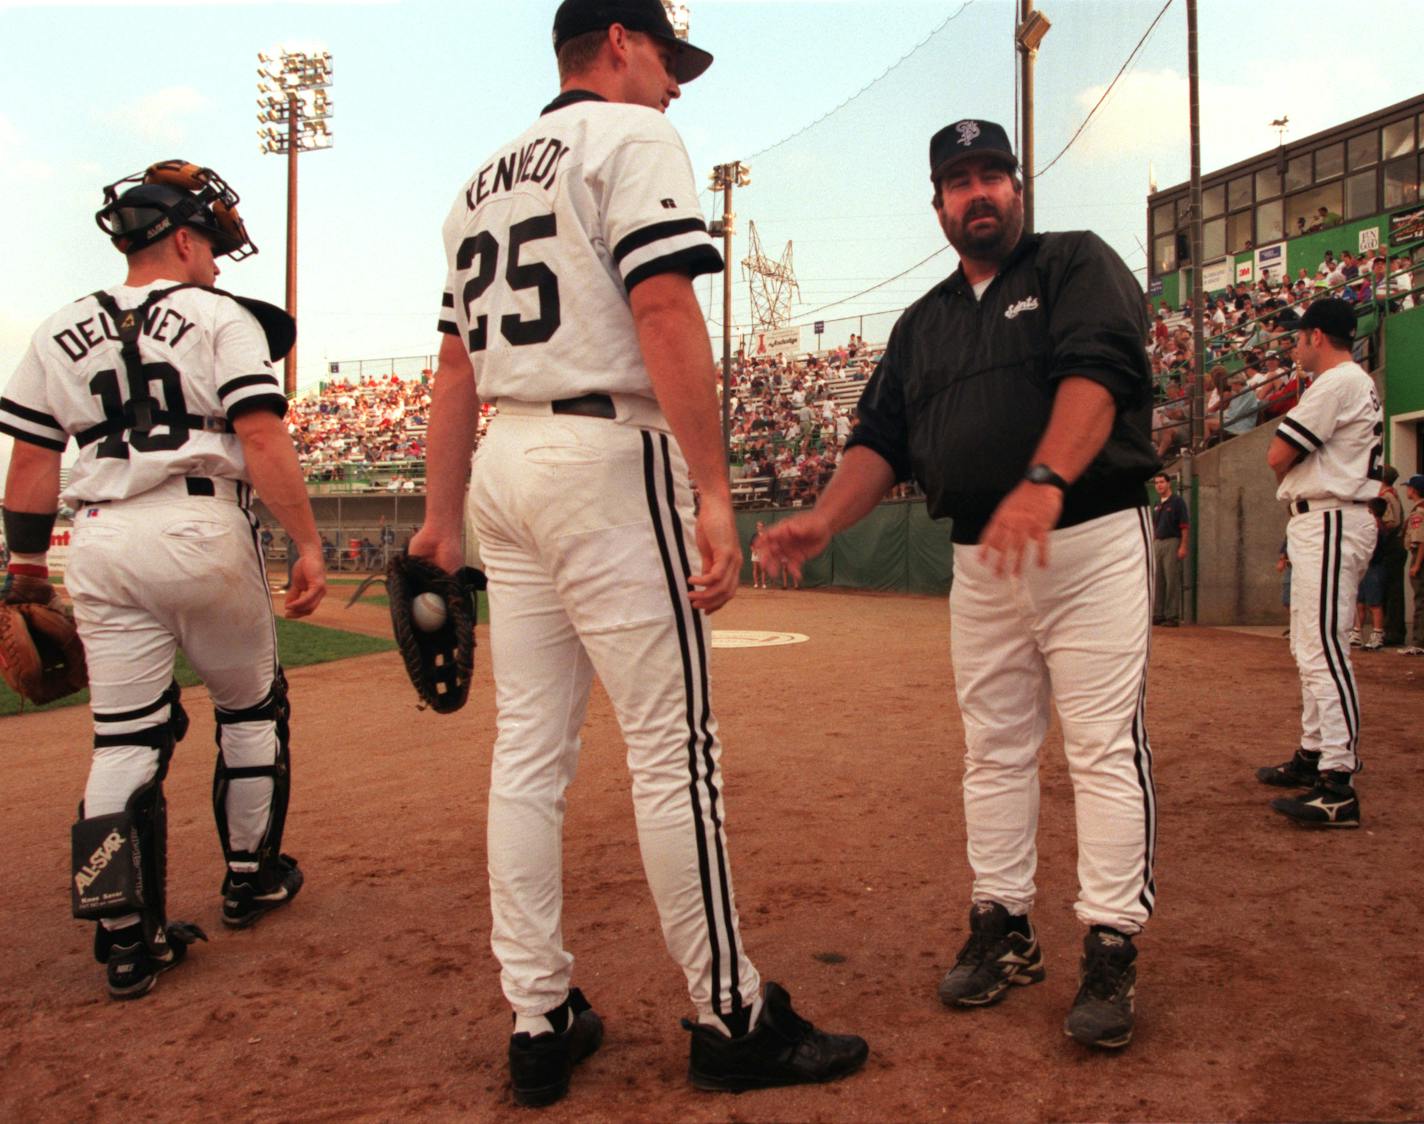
[212,669,291,884]
[71,681,188,941]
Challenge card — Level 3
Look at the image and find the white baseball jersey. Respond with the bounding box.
[436,91,721,401]
[1274,359,1382,504]
[1,281,285,505]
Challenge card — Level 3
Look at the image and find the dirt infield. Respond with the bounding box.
[4,587,1422,1122]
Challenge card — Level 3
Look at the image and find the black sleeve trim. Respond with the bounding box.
[1275,427,1313,456]
[613,218,708,265]
[218,373,282,399]
[0,397,60,429]
[1278,416,1323,450]
[438,320,459,336]
[226,394,289,423]
[0,421,67,452]
[624,245,724,291]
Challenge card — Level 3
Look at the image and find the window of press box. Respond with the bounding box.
[1348,131,1379,170]
[1285,182,1343,235]
[1314,142,1344,182]
[1254,198,1283,247]
[1227,210,1252,254]
[1153,233,1176,275]
[1254,168,1281,201]
[1284,153,1311,193]
[1383,118,1415,161]
[1383,154,1420,209]
[1346,169,1376,220]
[1151,201,1175,240]
[1203,216,1226,260]
[1228,175,1251,211]
[1203,184,1225,218]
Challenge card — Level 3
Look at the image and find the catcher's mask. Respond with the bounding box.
[95,160,256,260]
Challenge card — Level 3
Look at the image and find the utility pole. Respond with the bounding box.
[709,161,750,450]
[1187,0,1205,451]
[1015,3,1051,233]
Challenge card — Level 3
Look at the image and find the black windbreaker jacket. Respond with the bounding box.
[847,230,1162,544]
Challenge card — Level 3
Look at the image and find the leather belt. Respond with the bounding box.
[551,393,616,420]
[1288,498,1369,516]
[76,476,242,507]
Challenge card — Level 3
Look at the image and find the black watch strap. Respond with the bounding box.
[1025,463,1070,491]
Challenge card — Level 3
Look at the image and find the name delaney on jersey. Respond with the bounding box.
[52,303,198,363]
[465,137,572,211]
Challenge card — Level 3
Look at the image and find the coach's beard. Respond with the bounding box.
[945,197,1025,263]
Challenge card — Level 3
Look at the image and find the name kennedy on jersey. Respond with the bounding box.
[53,304,198,363]
[466,137,571,210]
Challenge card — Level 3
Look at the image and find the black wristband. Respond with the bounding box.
[1024,464,1070,491]
[3,508,58,555]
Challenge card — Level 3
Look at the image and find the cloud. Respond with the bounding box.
[1054,63,1393,184]
[93,86,212,146]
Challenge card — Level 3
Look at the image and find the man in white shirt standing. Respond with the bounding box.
[1255,299,1382,827]
[409,0,866,1106]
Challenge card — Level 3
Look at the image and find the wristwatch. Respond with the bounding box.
[1024,464,1070,491]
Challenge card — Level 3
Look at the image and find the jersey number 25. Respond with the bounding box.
[455,214,562,352]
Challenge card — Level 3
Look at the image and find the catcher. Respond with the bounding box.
[0,159,325,999]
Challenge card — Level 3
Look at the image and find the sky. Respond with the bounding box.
[0,0,1419,481]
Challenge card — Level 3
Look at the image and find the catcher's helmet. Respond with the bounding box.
[95,160,257,260]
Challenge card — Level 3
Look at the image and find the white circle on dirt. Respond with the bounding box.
[711,630,809,649]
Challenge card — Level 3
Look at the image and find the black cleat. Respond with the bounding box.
[1256,748,1320,788]
[222,854,304,929]
[684,982,868,1092]
[508,988,603,1108]
[103,921,207,1001]
[938,901,1045,1007]
[1271,772,1360,828]
[1064,927,1137,1049]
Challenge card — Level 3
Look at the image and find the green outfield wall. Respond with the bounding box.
[1384,303,1424,422]
[736,501,954,596]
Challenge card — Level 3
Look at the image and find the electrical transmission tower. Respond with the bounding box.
[741,222,800,329]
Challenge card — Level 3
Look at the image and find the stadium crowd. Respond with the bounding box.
[289,248,1418,506]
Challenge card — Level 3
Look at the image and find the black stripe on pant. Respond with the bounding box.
[640,430,743,1018]
[1318,510,1361,770]
[1131,507,1159,916]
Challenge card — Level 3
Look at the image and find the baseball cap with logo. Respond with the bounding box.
[553,0,713,84]
[1298,297,1356,341]
[928,119,1019,184]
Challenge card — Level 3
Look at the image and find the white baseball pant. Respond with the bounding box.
[66,477,282,929]
[1286,505,1374,775]
[950,507,1157,934]
[469,403,761,1024]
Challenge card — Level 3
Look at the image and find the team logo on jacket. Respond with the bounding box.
[1004,296,1040,320]
[955,120,980,146]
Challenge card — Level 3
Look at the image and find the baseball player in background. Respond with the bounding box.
[408,0,866,1107]
[1,161,324,999]
[1256,298,1382,827]
[760,120,1160,1050]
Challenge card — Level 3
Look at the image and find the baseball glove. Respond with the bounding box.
[0,600,88,706]
[385,554,485,714]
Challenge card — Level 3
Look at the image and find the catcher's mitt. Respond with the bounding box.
[0,601,89,706]
[385,554,485,714]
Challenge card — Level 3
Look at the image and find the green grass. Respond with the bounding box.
[1,617,396,719]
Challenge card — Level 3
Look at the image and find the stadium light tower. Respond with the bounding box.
[257,46,333,395]
[709,161,751,449]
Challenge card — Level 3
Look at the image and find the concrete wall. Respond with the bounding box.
[1184,421,1291,626]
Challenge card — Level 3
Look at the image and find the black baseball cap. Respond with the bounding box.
[929,119,1019,183]
[1405,474,1424,494]
[553,0,713,84]
[1298,297,1356,341]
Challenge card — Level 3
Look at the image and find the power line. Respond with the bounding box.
[789,245,952,324]
[1034,0,1175,178]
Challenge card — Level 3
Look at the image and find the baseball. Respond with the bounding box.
[412,592,447,632]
